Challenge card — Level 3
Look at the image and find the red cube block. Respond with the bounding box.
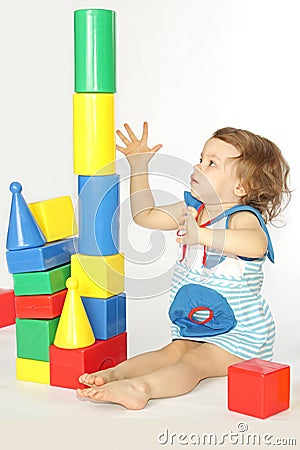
[228,358,290,419]
[50,332,127,389]
[15,289,67,319]
[0,289,16,328]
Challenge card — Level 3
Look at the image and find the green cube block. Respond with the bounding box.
[13,264,71,296]
[74,9,116,93]
[16,317,60,362]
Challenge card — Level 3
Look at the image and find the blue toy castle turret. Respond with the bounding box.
[6,182,46,251]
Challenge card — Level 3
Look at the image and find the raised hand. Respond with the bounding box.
[116,122,163,166]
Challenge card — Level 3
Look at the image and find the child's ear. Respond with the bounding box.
[234,182,246,197]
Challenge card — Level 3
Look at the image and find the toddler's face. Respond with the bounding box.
[190,138,242,205]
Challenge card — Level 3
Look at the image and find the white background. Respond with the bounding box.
[0,1,299,447]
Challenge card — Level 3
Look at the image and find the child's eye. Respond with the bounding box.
[209,160,216,167]
[199,158,203,164]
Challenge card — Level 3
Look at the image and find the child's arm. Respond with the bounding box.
[117,122,185,231]
[177,208,268,258]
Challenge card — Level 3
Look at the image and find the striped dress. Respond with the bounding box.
[169,192,276,361]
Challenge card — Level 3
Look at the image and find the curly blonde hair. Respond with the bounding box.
[211,127,291,223]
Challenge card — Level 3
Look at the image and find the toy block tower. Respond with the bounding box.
[5,182,77,384]
[3,9,126,389]
[49,9,127,389]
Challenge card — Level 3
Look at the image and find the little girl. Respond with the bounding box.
[77,122,291,409]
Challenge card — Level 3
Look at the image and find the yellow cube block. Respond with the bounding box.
[73,93,115,176]
[16,358,50,384]
[29,196,78,242]
[71,253,124,298]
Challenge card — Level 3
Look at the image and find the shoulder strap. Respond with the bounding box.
[183,192,274,263]
[211,205,274,263]
[184,191,203,209]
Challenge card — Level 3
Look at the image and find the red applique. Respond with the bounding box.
[188,306,214,324]
[178,203,213,266]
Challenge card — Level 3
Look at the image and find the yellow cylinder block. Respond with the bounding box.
[73,93,115,175]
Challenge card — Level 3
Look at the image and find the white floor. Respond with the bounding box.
[1,325,299,450]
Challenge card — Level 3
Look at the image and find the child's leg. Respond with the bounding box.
[77,343,243,410]
[79,339,199,387]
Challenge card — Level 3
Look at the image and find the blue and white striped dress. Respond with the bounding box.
[169,192,276,361]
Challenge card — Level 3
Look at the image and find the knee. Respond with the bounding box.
[164,339,197,359]
[170,339,198,353]
[178,348,209,380]
[183,345,233,378]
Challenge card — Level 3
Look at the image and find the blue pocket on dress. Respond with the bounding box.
[169,283,237,337]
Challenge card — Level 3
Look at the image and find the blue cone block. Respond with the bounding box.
[6,237,77,274]
[6,182,46,251]
[78,175,119,256]
[82,293,126,340]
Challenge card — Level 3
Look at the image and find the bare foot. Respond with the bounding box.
[76,379,150,410]
[79,367,118,387]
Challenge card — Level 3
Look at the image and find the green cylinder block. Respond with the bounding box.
[74,9,116,93]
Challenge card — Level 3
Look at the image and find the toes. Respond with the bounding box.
[76,388,89,399]
[86,388,104,400]
[77,386,106,402]
[78,373,90,383]
[92,390,105,400]
[80,375,105,387]
[94,376,105,386]
[79,374,95,386]
[76,388,83,398]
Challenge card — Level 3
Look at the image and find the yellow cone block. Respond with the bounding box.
[73,93,115,175]
[16,358,50,384]
[29,196,78,242]
[71,253,124,298]
[54,277,95,349]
